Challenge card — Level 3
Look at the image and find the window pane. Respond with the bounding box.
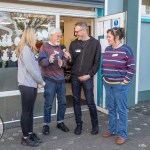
[142,0,150,15]
[0,11,56,91]
[0,11,56,123]
[0,93,56,122]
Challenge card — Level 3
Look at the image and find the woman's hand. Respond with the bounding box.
[38,82,46,89]
[121,80,128,85]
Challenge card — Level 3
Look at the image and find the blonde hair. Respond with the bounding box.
[16,27,37,57]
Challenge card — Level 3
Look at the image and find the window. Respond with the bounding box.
[0,11,56,91]
[142,0,150,15]
[0,11,56,122]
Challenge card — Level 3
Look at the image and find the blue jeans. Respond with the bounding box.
[43,78,66,124]
[103,81,130,139]
[71,76,98,126]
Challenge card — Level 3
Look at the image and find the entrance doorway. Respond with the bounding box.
[60,16,93,112]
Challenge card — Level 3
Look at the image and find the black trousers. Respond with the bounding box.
[19,85,37,137]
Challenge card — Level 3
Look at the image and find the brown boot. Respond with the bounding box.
[102,131,116,137]
[116,137,126,145]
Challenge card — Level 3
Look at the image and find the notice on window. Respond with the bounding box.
[104,20,111,38]
[97,21,104,36]
[100,39,109,53]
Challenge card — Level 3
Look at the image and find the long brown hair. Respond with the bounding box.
[16,27,37,57]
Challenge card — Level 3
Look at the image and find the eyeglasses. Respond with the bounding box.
[74,29,84,34]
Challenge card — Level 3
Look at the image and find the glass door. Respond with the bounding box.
[60,16,94,112]
[95,12,126,113]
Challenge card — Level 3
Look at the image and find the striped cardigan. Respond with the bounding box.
[102,44,135,84]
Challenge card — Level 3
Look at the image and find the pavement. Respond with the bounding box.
[1,101,150,150]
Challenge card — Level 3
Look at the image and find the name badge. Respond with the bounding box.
[75,49,81,53]
[112,54,118,57]
[54,50,59,55]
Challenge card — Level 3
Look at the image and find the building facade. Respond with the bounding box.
[0,0,149,126]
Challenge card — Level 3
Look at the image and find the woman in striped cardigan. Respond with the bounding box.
[102,27,135,145]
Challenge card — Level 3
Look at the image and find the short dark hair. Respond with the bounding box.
[107,27,125,40]
[74,22,88,30]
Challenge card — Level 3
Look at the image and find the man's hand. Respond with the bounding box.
[63,49,71,60]
[58,56,63,68]
[49,53,56,63]
[78,75,90,81]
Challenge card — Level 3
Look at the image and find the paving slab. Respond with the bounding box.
[1,102,150,150]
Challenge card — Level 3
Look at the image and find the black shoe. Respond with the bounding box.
[91,126,99,135]
[42,125,50,135]
[74,123,82,135]
[32,133,42,143]
[57,122,69,132]
[21,136,39,147]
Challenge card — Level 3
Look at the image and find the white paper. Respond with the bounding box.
[97,22,104,36]
[104,20,111,38]
[100,39,109,53]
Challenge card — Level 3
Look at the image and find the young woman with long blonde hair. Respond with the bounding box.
[16,27,45,147]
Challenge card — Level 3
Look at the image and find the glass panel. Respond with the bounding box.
[142,0,150,15]
[0,68,18,91]
[0,11,56,91]
[0,95,21,122]
[0,11,56,122]
[0,93,56,122]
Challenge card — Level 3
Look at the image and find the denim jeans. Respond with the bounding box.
[103,81,130,139]
[43,78,66,124]
[71,76,98,126]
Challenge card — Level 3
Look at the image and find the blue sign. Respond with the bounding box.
[113,19,120,27]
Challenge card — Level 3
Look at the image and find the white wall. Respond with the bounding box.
[139,22,150,91]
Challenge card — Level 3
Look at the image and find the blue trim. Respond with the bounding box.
[97,36,103,107]
[97,55,103,107]
[141,18,150,23]
[97,8,104,17]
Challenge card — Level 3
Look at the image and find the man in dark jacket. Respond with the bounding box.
[68,22,101,135]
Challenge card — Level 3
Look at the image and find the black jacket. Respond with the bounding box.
[69,36,101,77]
